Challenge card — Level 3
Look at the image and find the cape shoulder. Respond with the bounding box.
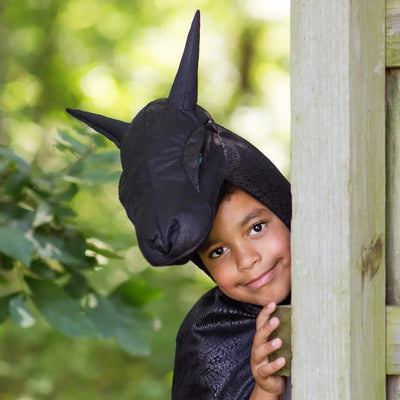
[172,287,261,400]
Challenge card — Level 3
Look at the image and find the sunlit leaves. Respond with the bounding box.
[0,294,17,323]
[25,277,159,354]
[0,227,35,267]
[32,202,54,228]
[86,240,123,259]
[87,280,161,356]
[9,296,36,328]
[0,135,159,355]
[27,278,99,338]
[57,130,89,155]
[108,285,158,356]
[0,148,30,172]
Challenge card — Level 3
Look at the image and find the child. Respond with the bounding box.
[67,11,291,399]
[172,185,291,400]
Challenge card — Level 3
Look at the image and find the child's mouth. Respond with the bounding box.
[245,263,278,290]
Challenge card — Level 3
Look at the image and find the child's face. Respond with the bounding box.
[198,189,291,306]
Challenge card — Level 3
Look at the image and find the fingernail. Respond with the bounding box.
[272,338,281,348]
[277,357,285,367]
[269,317,278,325]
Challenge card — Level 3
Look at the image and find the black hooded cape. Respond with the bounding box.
[66,10,292,399]
[172,287,291,399]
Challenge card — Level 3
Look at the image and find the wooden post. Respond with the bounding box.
[291,0,386,398]
[386,68,400,399]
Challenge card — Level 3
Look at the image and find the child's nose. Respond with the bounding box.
[235,243,260,271]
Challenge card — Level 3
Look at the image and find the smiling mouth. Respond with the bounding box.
[245,263,278,290]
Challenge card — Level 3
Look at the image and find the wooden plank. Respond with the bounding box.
[386,69,400,398]
[387,306,400,375]
[387,0,400,67]
[270,305,291,377]
[270,305,400,376]
[386,69,400,309]
[291,0,386,398]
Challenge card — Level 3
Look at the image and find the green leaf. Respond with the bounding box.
[70,170,120,184]
[30,259,60,280]
[0,147,30,171]
[52,183,78,202]
[86,241,123,259]
[64,272,88,298]
[57,131,88,155]
[87,292,154,355]
[32,202,54,228]
[0,158,10,174]
[26,278,99,338]
[0,227,35,267]
[53,204,76,219]
[3,170,30,199]
[107,290,156,356]
[92,133,111,147]
[66,159,85,178]
[86,294,116,338]
[9,296,35,328]
[84,170,120,183]
[31,231,89,267]
[0,253,15,270]
[85,151,120,167]
[111,279,162,306]
[0,204,35,231]
[114,318,151,356]
[109,295,153,356]
[0,293,18,323]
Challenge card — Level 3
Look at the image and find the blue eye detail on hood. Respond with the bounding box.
[199,154,203,165]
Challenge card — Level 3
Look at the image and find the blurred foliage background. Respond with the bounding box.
[0,0,290,399]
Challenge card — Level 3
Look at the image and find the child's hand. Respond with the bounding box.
[250,302,286,398]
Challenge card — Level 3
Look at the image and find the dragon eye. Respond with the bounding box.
[182,125,206,192]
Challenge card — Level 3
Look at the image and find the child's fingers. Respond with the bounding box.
[253,315,280,349]
[256,302,277,330]
[252,336,282,365]
[256,357,286,379]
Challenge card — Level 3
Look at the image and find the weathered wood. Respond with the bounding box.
[270,305,291,377]
[387,0,400,67]
[291,0,386,398]
[386,69,400,309]
[387,306,400,375]
[386,69,400,399]
[271,305,400,376]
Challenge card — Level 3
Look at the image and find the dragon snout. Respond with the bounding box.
[148,219,180,256]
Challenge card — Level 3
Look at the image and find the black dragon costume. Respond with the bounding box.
[67,10,292,399]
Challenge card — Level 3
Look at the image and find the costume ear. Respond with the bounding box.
[168,10,200,111]
[66,108,129,148]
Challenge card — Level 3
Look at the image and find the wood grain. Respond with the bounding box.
[291,0,386,398]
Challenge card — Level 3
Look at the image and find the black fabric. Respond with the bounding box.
[172,287,259,399]
[66,11,291,268]
[172,287,291,399]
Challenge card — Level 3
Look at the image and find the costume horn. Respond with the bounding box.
[66,108,129,148]
[168,10,200,111]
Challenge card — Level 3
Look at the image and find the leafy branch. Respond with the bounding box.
[0,129,161,356]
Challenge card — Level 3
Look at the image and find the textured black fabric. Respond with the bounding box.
[66,11,291,268]
[172,287,291,399]
[172,287,260,399]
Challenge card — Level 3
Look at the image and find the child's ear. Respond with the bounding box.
[66,108,129,148]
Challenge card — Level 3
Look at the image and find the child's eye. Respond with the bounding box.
[210,247,226,258]
[250,222,266,235]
